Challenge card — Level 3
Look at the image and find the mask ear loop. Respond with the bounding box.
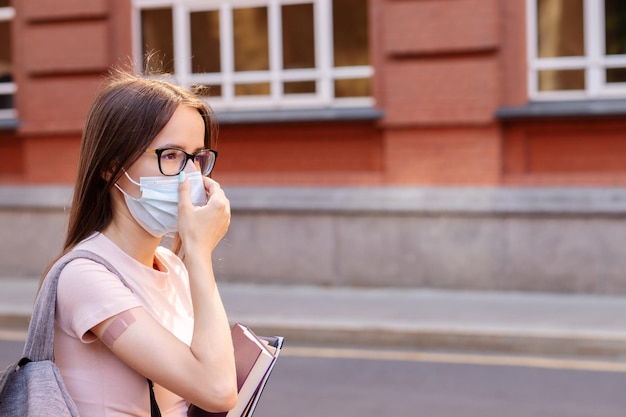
[121,169,141,186]
[114,169,140,198]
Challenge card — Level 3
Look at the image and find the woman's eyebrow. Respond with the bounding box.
[156,144,205,152]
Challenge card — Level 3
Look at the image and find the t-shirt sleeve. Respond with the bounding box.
[56,258,143,343]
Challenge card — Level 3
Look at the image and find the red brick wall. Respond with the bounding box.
[15,0,131,135]
[4,0,626,187]
[383,126,501,185]
[0,130,23,180]
[376,0,503,185]
[22,135,81,183]
[6,0,131,184]
[383,0,499,56]
[503,118,626,186]
[214,122,384,186]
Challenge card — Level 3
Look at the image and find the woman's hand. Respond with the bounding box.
[177,172,231,254]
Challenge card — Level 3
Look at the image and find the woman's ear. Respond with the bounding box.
[101,162,119,182]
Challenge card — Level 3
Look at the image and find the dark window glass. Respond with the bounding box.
[538,69,585,91]
[284,81,316,94]
[190,11,221,73]
[235,83,270,96]
[0,16,11,111]
[282,4,315,69]
[605,0,626,55]
[537,0,584,58]
[141,8,174,74]
[233,7,269,72]
[335,78,370,98]
[191,84,222,98]
[606,68,626,83]
[333,0,369,66]
[0,20,10,83]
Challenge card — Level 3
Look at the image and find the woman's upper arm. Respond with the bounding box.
[56,259,140,342]
[58,259,236,413]
[91,306,236,413]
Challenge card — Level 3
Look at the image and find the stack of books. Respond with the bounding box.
[188,323,284,417]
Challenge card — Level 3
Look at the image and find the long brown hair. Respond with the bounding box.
[64,70,217,257]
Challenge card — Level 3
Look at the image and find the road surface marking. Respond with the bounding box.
[0,329,27,342]
[283,346,626,373]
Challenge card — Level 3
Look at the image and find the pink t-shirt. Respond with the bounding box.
[55,232,194,416]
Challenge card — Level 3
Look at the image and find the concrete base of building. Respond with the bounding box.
[3,186,626,294]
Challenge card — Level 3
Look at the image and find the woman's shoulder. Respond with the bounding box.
[57,234,135,292]
[73,232,113,253]
[55,252,141,342]
[56,256,127,295]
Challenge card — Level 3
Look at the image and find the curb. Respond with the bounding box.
[4,311,626,358]
[221,319,626,359]
[5,280,626,359]
[0,314,29,342]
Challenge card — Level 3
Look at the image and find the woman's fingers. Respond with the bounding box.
[178,175,230,251]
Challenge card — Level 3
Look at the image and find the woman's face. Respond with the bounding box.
[118,104,206,198]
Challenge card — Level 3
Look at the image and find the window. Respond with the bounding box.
[132,0,372,111]
[528,0,626,100]
[0,2,14,119]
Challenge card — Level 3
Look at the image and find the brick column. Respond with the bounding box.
[377,0,505,185]
[12,0,131,183]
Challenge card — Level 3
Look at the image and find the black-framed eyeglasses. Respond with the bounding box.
[145,147,218,176]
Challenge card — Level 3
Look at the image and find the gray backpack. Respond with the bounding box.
[0,250,145,416]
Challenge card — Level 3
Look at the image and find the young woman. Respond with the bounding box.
[51,71,237,416]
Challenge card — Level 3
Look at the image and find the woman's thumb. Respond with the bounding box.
[177,171,192,210]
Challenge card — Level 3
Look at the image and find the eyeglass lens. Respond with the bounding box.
[159,149,215,176]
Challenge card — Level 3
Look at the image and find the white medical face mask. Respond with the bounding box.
[115,170,207,237]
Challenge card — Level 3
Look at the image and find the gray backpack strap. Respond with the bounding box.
[22,249,130,362]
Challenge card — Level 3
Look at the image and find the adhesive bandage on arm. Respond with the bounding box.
[101,309,136,349]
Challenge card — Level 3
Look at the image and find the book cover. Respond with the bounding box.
[241,335,284,417]
[188,324,282,417]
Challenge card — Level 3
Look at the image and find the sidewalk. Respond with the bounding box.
[3,278,626,358]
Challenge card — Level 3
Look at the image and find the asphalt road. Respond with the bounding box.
[3,340,626,416]
[255,347,626,417]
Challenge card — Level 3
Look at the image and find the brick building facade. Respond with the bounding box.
[5,0,626,187]
[3,0,626,292]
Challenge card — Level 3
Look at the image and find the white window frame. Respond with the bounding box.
[527,0,626,101]
[0,5,15,119]
[132,0,374,111]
